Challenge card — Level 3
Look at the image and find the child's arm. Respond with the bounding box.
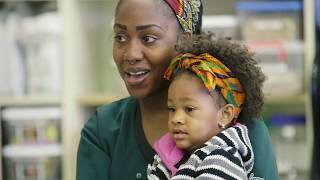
[172,124,258,180]
[171,148,248,180]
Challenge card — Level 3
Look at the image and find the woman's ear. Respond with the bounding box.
[217,104,235,129]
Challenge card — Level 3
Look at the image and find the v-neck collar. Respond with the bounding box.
[133,99,156,164]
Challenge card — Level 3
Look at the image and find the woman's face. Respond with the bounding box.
[113,0,180,99]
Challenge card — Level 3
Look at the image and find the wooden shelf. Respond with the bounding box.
[0,96,61,106]
[263,93,306,116]
[0,0,56,2]
[265,93,305,105]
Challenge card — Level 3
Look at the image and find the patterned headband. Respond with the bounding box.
[164,53,245,118]
[163,0,203,34]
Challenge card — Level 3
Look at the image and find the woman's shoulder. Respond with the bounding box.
[96,96,136,117]
[247,118,279,180]
[83,96,137,134]
[92,96,137,126]
[247,118,269,140]
[80,96,138,150]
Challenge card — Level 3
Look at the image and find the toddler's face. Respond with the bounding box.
[167,73,222,152]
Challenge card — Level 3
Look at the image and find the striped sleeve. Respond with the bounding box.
[196,148,248,179]
[171,148,247,180]
[147,154,171,180]
[148,124,254,180]
[172,124,253,180]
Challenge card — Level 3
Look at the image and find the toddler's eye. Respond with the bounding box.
[167,106,175,112]
[185,106,195,113]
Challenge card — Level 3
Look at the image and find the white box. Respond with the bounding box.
[246,40,304,97]
[2,107,61,144]
[3,144,62,180]
[202,15,240,40]
[236,1,303,41]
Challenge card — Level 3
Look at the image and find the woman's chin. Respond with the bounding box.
[126,87,149,100]
[125,80,168,100]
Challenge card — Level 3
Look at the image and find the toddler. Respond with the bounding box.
[147,33,266,180]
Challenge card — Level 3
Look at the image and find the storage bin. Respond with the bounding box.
[269,114,308,176]
[3,144,62,180]
[2,107,61,145]
[202,15,240,40]
[19,12,62,96]
[270,114,306,142]
[246,40,304,96]
[235,1,303,41]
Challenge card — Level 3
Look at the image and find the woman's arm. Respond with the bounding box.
[76,112,110,180]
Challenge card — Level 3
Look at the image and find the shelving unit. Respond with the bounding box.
[303,0,316,175]
[0,0,316,180]
[0,97,60,106]
[0,1,64,180]
[78,94,123,107]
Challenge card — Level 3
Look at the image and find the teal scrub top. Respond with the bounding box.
[76,97,279,180]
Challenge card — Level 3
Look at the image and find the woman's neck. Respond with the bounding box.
[139,90,169,145]
[139,90,168,118]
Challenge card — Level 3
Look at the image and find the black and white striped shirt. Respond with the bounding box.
[147,124,255,180]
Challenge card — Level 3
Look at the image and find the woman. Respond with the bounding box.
[76,0,279,179]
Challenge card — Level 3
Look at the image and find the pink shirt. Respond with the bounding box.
[153,133,185,176]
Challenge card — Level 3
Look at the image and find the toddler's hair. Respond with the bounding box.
[175,32,266,124]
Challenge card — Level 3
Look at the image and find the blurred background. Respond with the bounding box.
[0,0,318,180]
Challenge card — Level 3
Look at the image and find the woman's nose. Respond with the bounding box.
[123,40,143,64]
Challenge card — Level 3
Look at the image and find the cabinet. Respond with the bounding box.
[0,0,316,180]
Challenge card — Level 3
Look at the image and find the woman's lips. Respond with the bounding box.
[124,69,150,86]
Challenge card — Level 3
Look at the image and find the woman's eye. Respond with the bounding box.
[114,34,126,43]
[143,35,157,44]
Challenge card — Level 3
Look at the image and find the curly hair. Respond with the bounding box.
[175,32,266,124]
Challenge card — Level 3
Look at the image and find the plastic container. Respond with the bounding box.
[2,107,61,145]
[235,1,303,41]
[270,114,306,142]
[246,40,304,96]
[2,144,62,180]
[21,12,61,96]
[202,15,240,40]
[269,114,308,179]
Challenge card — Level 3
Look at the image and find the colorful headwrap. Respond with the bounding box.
[164,53,245,119]
[163,0,203,34]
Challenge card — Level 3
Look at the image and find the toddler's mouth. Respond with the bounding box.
[172,129,188,140]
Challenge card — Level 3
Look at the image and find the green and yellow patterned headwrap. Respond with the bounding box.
[164,53,245,118]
